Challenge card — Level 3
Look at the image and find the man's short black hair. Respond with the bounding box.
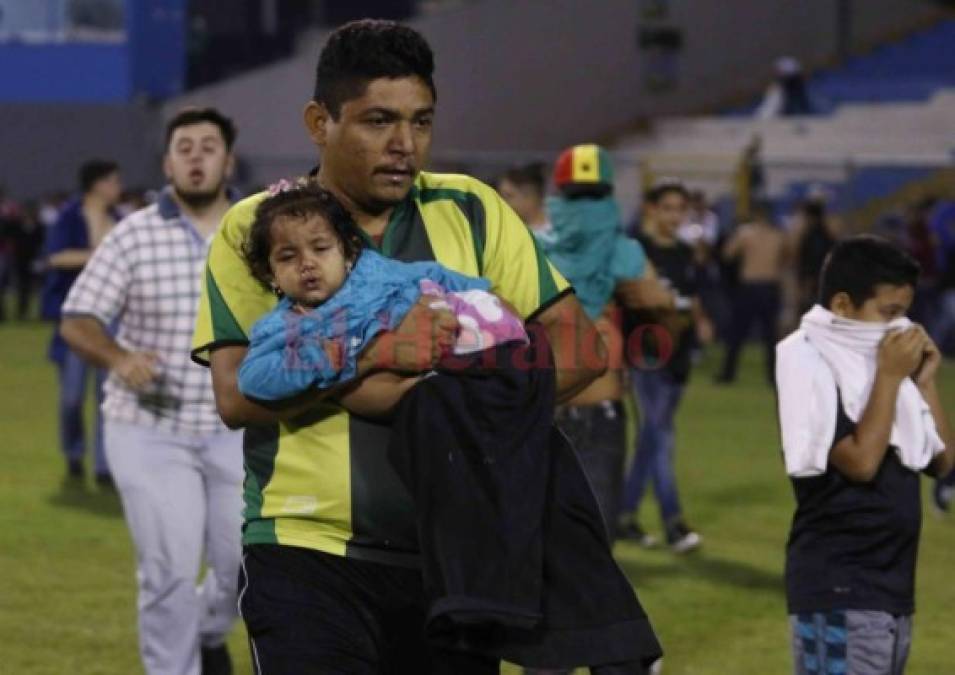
[164,107,237,151]
[244,180,364,290]
[78,159,119,194]
[646,179,689,205]
[498,162,546,196]
[313,19,436,119]
[819,235,920,308]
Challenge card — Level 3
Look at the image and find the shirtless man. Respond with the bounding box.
[717,202,788,384]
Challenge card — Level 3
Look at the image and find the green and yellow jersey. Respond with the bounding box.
[192,171,571,566]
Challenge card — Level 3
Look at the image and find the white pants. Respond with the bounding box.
[104,420,244,675]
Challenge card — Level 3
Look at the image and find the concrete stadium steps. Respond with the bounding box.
[611,87,955,219]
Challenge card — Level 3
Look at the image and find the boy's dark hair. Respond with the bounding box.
[314,19,436,119]
[646,179,689,205]
[244,181,364,289]
[164,107,237,150]
[819,235,920,307]
[498,162,546,196]
[78,159,119,194]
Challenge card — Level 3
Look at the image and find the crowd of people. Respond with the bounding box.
[4,17,955,675]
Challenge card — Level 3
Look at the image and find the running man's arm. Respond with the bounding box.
[59,223,160,391]
[61,316,160,391]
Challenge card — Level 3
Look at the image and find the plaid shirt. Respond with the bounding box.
[62,188,234,435]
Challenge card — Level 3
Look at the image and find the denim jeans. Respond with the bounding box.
[620,368,685,525]
[58,347,108,475]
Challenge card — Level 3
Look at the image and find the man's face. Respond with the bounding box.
[93,171,123,206]
[309,77,435,214]
[163,121,233,207]
[833,283,914,323]
[650,191,688,237]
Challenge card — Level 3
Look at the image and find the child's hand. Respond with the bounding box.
[877,327,925,382]
[910,324,941,388]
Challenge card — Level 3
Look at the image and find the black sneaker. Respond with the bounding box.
[201,644,232,675]
[67,458,84,480]
[666,521,702,554]
[95,473,115,491]
[617,519,659,548]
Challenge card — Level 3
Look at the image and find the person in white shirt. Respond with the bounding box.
[60,108,244,675]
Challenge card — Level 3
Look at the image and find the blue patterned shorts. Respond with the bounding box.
[790,610,912,675]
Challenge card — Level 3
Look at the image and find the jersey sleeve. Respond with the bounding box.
[192,193,275,366]
[478,183,572,319]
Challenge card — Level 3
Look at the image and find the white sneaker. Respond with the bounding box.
[667,522,702,554]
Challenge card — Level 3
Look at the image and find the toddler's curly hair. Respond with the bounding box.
[243,180,364,289]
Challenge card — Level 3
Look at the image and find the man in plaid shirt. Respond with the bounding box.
[61,108,242,675]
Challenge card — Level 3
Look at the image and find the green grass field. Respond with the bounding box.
[2,320,953,674]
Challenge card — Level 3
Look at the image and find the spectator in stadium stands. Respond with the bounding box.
[496,162,550,234]
[59,108,243,675]
[776,236,953,675]
[757,56,816,119]
[40,160,122,485]
[191,20,662,674]
[619,180,714,553]
[793,188,840,316]
[716,201,788,384]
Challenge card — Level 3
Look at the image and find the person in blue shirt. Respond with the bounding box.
[40,159,122,485]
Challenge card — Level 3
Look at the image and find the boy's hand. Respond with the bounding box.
[910,324,941,388]
[877,328,925,382]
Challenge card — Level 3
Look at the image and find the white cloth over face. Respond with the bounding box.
[776,305,945,477]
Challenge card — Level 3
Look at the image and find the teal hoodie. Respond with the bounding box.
[539,195,646,319]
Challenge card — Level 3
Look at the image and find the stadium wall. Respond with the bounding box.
[164,0,945,187]
[0,0,945,197]
[0,103,162,199]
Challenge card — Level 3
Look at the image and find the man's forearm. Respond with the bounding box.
[60,315,125,369]
[337,372,421,419]
[537,299,609,404]
[48,249,92,270]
